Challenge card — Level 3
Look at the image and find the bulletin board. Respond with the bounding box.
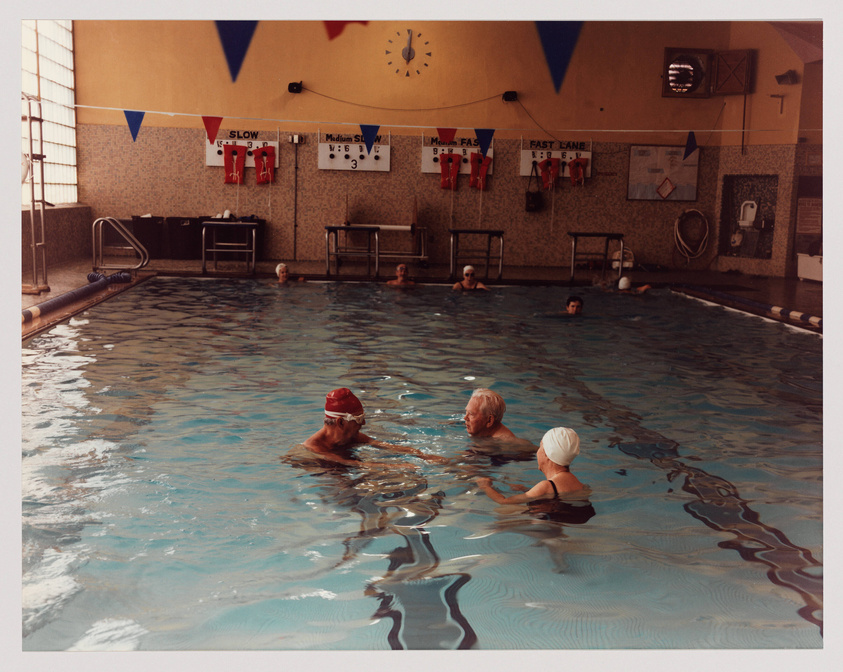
[627,145,698,201]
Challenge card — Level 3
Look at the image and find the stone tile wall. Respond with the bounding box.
[65,124,811,276]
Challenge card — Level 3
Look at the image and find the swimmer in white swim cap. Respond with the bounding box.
[617,276,652,294]
[452,265,489,291]
[475,427,585,503]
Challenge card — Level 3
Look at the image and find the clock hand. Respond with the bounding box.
[402,29,415,63]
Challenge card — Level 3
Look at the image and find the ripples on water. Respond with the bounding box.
[21,279,822,650]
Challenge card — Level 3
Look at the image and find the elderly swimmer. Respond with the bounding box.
[303,387,447,467]
[463,388,518,440]
[452,265,488,291]
[386,263,415,286]
[276,263,305,284]
[475,427,584,502]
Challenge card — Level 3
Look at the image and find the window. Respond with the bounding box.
[22,20,78,206]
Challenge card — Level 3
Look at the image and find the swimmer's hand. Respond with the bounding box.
[475,477,493,488]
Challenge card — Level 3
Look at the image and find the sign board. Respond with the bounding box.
[518,148,592,177]
[420,138,494,174]
[205,135,279,168]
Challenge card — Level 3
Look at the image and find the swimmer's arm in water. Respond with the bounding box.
[367,437,450,465]
[474,477,553,504]
[303,443,415,470]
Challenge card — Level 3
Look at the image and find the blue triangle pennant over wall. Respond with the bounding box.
[360,124,380,154]
[124,110,145,142]
[684,131,699,159]
[216,20,258,82]
[535,21,583,93]
[474,128,495,157]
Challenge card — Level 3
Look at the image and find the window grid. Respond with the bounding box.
[22,19,78,205]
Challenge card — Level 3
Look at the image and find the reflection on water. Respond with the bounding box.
[284,446,478,649]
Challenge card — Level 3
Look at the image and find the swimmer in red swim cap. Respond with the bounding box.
[301,388,448,468]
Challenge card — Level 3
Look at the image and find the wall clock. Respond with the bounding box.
[386,29,431,77]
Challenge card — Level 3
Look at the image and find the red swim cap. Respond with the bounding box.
[325,388,364,417]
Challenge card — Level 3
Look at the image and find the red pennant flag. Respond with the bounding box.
[202,116,223,144]
[324,21,368,40]
[437,128,457,144]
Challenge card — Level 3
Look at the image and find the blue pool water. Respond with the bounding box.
[21,278,823,651]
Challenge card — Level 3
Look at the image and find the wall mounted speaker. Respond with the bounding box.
[662,48,713,98]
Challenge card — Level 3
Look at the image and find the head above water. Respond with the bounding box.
[540,427,580,466]
[324,387,365,424]
[566,295,583,314]
[276,263,289,281]
[618,276,631,291]
[464,388,507,436]
[463,265,475,278]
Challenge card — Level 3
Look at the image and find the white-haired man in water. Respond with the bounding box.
[463,388,518,440]
[303,387,447,467]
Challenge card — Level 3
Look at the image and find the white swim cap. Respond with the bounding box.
[618,276,631,291]
[463,265,475,275]
[541,427,580,466]
[275,263,287,276]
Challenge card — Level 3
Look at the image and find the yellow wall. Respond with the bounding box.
[75,20,805,147]
[70,20,821,277]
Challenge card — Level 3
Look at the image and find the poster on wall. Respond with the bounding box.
[627,145,698,201]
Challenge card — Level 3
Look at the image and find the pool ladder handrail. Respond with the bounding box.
[92,216,150,272]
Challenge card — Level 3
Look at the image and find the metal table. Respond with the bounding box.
[325,225,381,277]
[201,220,260,273]
[448,228,504,280]
[567,231,625,282]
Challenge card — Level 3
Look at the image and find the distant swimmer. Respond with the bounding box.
[276,263,305,284]
[302,387,447,467]
[475,427,585,503]
[617,276,651,294]
[565,295,583,315]
[452,265,488,291]
[386,263,415,287]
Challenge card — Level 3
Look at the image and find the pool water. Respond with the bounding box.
[21,278,823,650]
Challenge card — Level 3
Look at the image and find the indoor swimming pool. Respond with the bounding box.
[21,278,823,651]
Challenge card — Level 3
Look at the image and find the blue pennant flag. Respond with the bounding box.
[684,131,699,159]
[474,128,495,157]
[535,21,583,93]
[216,20,258,82]
[360,124,380,154]
[124,110,145,142]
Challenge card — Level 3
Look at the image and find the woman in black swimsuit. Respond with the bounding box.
[475,427,585,504]
[452,265,488,291]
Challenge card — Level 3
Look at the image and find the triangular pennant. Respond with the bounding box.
[684,131,699,159]
[202,116,223,144]
[215,20,258,82]
[123,110,145,142]
[324,21,369,40]
[437,128,457,144]
[535,21,583,93]
[360,124,380,154]
[474,128,495,158]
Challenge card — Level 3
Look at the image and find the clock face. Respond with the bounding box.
[386,29,431,77]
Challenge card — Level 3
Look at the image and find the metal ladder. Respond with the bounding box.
[92,217,149,272]
[22,93,50,295]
